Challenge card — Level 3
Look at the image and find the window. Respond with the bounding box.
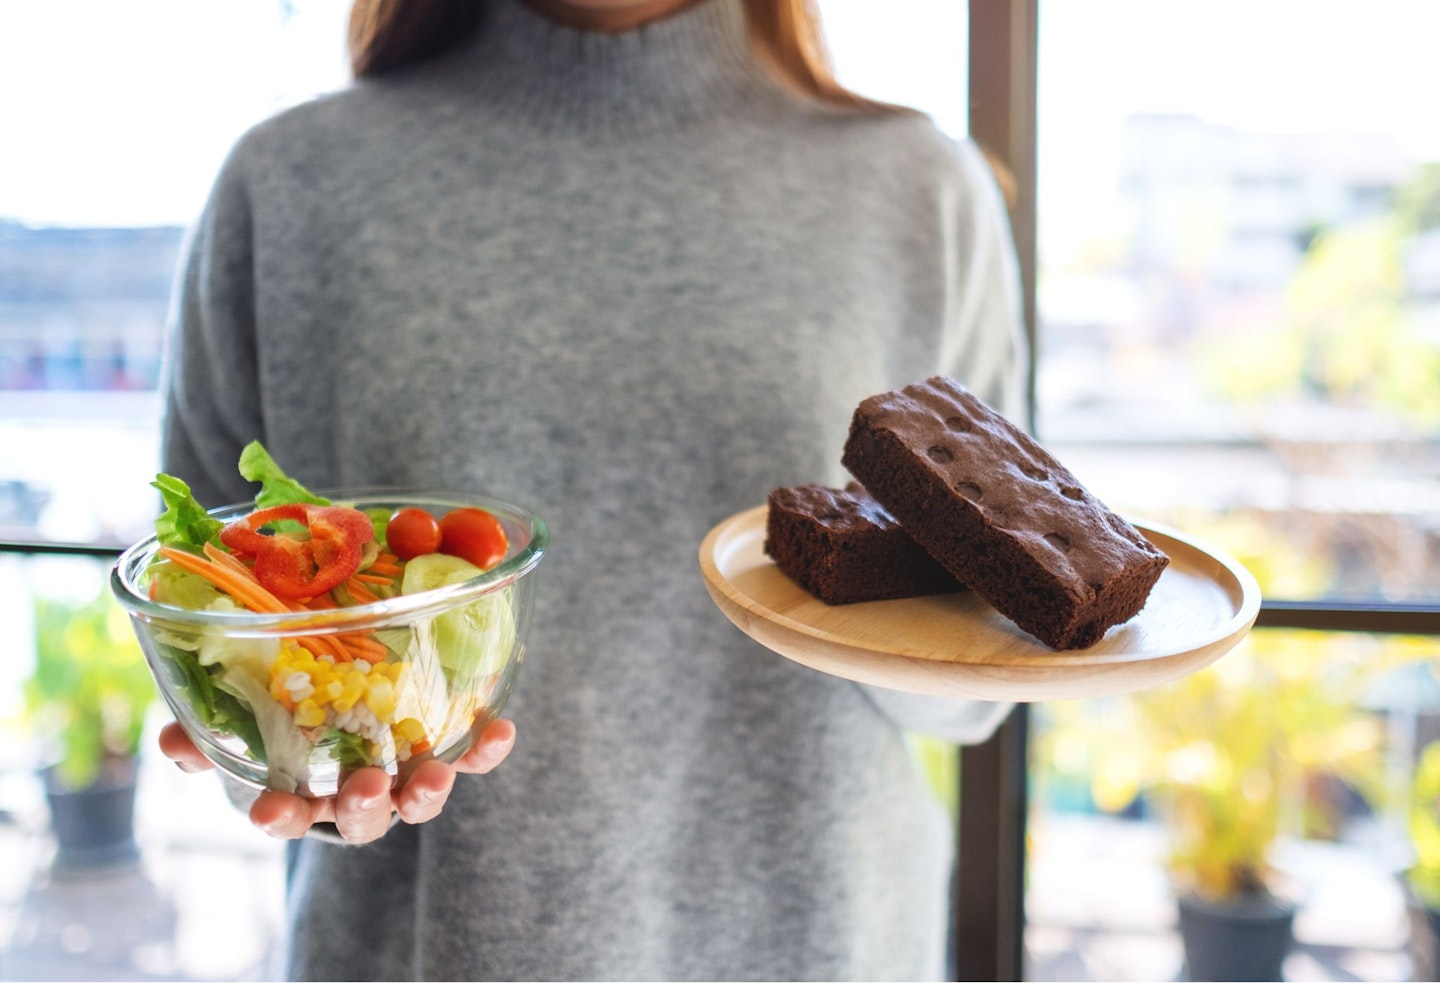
[0,5,347,978]
[0,0,349,547]
[1034,0,1440,606]
[1026,2,1440,979]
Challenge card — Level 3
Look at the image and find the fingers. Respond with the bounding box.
[158,720,213,773]
[394,718,514,823]
[250,767,397,843]
[331,767,399,843]
[243,721,516,842]
[395,758,456,825]
[455,717,516,775]
[250,788,328,839]
[161,719,338,841]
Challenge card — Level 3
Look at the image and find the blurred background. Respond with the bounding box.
[1,1,1437,979]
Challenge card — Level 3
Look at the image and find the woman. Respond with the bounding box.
[159,0,1026,977]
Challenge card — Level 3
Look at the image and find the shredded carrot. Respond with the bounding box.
[376,552,400,565]
[295,637,327,660]
[368,560,403,577]
[200,544,354,665]
[339,634,389,663]
[345,577,381,606]
[158,547,289,614]
[296,626,347,658]
[204,542,260,583]
[160,547,359,661]
[304,592,339,610]
[352,572,392,586]
[339,631,386,652]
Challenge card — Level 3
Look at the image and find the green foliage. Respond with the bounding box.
[1177,509,1333,602]
[1137,632,1382,901]
[1044,630,1385,905]
[1408,740,1440,908]
[1198,164,1440,428]
[24,589,157,790]
[1395,162,1440,234]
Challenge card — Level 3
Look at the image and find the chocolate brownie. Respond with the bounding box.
[764,482,962,605]
[840,376,1169,649]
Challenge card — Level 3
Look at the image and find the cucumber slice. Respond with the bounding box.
[401,554,514,679]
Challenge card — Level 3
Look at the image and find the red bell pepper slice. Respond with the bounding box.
[219,505,308,556]
[219,504,374,601]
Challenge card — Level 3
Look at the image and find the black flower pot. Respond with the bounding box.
[42,755,141,875]
[1177,891,1297,982]
[1403,885,1440,981]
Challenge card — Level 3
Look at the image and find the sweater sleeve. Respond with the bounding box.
[939,137,1029,421]
[859,135,1028,745]
[160,144,266,507]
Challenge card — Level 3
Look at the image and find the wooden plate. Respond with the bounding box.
[698,506,1260,702]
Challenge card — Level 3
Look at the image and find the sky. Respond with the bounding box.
[1,0,1436,229]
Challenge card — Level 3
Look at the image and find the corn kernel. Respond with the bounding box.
[395,717,426,744]
[364,678,395,721]
[294,698,325,728]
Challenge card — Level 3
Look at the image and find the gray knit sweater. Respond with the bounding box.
[162,1,1026,978]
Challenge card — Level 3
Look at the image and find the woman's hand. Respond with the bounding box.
[157,717,517,844]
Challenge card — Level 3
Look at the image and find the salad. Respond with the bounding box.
[134,441,520,794]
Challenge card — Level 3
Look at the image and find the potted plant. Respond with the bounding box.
[1077,628,1384,980]
[1403,737,1440,978]
[24,587,157,873]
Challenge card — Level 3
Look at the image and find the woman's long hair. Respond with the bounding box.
[347,0,879,111]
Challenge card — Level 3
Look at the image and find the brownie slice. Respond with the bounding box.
[764,482,962,605]
[840,376,1169,649]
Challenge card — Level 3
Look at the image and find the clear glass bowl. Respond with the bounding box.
[111,490,547,797]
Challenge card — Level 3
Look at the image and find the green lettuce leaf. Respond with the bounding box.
[326,729,373,771]
[153,640,265,760]
[237,440,329,508]
[218,668,313,793]
[151,473,223,552]
[149,562,225,610]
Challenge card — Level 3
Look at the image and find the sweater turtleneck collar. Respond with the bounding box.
[431,0,781,136]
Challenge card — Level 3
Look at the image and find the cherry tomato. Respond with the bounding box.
[385,507,442,561]
[438,507,508,570]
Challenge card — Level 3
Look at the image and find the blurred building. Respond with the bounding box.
[0,223,183,391]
